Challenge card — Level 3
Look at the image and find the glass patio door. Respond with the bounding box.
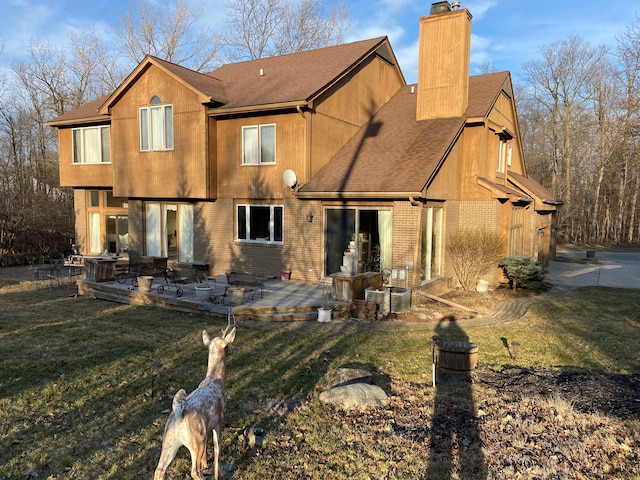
[324,208,392,277]
[324,208,355,276]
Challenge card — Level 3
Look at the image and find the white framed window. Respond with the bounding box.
[497,137,507,173]
[145,203,193,262]
[139,97,173,151]
[236,204,283,243]
[420,206,443,282]
[72,126,110,163]
[242,124,276,164]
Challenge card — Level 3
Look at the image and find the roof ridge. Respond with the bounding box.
[204,36,387,74]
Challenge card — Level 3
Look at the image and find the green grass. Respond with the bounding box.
[0,282,638,479]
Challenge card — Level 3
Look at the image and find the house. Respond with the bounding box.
[48,1,560,294]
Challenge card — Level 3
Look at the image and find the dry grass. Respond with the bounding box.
[0,281,639,479]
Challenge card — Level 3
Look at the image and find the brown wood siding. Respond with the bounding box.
[58,128,114,188]
[216,113,307,199]
[110,64,209,199]
[428,128,494,203]
[207,118,217,198]
[310,55,404,177]
[490,92,525,176]
[417,10,471,120]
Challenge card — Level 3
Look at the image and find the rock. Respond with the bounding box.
[319,383,388,411]
[328,367,373,389]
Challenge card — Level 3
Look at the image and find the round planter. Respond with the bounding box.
[137,275,154,293]
[436,341,478,372]
[281,271,291,281]
[228,287,245,305]
[194,286,213,301]
[317,307,332,322]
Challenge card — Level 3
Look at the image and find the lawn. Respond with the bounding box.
[0,281,639,479]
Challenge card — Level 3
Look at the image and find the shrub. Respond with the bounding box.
[499,255,547,289]
[446,228,505,291]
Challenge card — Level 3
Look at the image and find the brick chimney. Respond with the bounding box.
[416,2,472,121]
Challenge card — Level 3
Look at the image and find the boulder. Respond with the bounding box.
[319,383,388,411]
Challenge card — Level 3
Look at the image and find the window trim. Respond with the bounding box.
[497,137,507,173]
[236,204,283,243]
[242,123,276,165]
[139,103,174,152]
[420,206,443,283]
[72,125,110,164]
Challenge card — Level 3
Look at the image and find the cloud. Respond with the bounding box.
[463,0,499,20]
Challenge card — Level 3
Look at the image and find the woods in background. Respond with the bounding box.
[518,21,640,245]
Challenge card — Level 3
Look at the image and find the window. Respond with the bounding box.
[242,124,276,164]
[497,137,507,173]
[86,190,129,255]
[140,97,173,151]
[420,206,442,282]
[72,126,110,163]
[145,203,193,261]
[237,204,283,243]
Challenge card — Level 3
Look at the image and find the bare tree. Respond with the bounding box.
[273,0,349,55]
[522,35,608,241]
[114,0,224,71]
[615,17,640,243]
[223,0,350,61]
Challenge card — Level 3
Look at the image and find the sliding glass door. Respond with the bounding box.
[324,207,392,277]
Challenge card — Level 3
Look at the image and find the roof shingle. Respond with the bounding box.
[207,37,387,109]
[298,72,511,196]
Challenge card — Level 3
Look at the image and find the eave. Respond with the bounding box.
[294,190,423,200]
[99,56,227,115]
[478,177,532,203]
[208,100,309,117]
[46,115,109,128]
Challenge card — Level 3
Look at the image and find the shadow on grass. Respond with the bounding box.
[427,316,487,480]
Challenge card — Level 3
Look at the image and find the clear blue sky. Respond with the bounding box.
[1,0,638,87]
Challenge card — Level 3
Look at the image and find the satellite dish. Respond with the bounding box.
[283,169,297,188]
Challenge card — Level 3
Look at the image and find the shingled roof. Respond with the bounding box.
[509,171,562,208]
[297,71,511,197]
[207,37,390,111]
[48,37,393,125]
[46,94,111,126]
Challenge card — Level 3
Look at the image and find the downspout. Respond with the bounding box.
[409,196,422,206]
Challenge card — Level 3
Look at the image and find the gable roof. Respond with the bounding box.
[47,37,396,125]
[207,37,395,113]
[297,71,511,198]
[97,56,229,115]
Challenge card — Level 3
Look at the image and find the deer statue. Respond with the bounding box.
[154,312,237,480]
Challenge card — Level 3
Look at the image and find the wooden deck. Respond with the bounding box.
[77,275,350,322]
